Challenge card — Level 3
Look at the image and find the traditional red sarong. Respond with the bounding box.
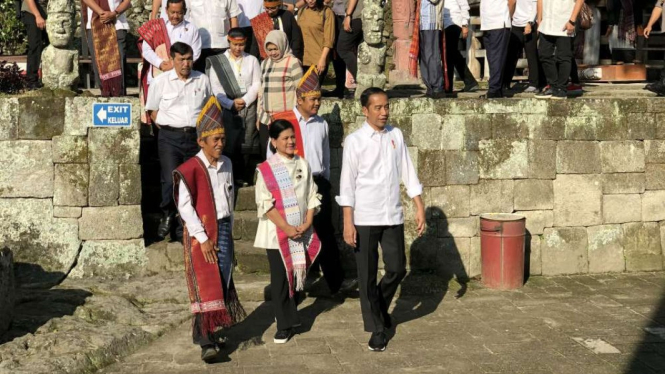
[137,18,171,124]
[82,0,124,97]
[251,12,275,59]
[173,157,245,336]
[408,0,450,92]
[271,110,306,158]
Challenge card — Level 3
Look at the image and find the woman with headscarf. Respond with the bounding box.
[257,30,304,160]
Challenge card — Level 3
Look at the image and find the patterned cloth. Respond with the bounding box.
[420,0,438,30]
[82,0,123,97]
[297,65,321,98]
[196,96,225,139]
[250,12,275,59]
[138,18,171,124]
[409,0,450,91]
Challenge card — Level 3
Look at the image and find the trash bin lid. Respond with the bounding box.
[479,213,525,222]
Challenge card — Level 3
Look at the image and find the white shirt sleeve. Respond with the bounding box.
[322,120,331,181]
[203,75,213,97]
[177,182,210,243]
[142,41,164,70]
[209,68,235,110]
[255,170,275,217]
[399,133,423,198]
[228,0,242,18]
[335,136,358,208]
[241,56,261,105]
[191,27,203,62]
[145,75,164,111]
[459,0,470,25]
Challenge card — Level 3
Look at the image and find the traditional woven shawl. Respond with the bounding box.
[138,18,171,124]
[257,155,321,297]
[82,0,123,96]
[618,0,636,43]
[408,0,450,91]
[251,12,275,59]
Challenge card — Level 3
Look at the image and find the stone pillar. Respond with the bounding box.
[389,0,419,84]
[42,0,79,90]
[0,247,15,335]
[355,0,388,97]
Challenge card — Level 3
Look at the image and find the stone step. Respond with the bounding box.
[235,240,270,274]
[232,210,259,242]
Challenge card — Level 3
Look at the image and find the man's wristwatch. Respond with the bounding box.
[345,13,351,17]
[568,19,576,26]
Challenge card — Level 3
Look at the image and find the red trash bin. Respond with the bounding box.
[480,213,526,290]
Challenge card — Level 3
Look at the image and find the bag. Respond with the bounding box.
[578,3,593,30]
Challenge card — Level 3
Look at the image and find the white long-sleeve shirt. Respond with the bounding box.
[266,107,331,180]
[85,0,129,30]
[145,70,212,128]
[336,122,423,226]
[443,0,471,29]
[237,0,263,27]
[512,0,537,27]
[142,19,202,84]
[189,0,242,49]
[209,50,261,109]
[539,0,577,37]
[178,151,234,244]
[480,0,511,30]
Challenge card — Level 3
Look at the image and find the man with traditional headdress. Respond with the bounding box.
[267,66,345,294]
[174,96,246,363]
[250,0,304,61]
[82,0,132,96]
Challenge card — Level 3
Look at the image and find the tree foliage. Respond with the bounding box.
[0,0,28,55]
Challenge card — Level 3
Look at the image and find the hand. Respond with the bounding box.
[415,206,426,237]
[605,25,614,38]
[343,223,357,248]
[316,59,327,75]
[283,225,302,239]
[149,11,158,20]
[344,16,352,32]
[461,25,469,39]
[159,60,173,71]
[296,220,312,234]
[524,23,532,35]
[200,240,218,264]
[100,11,117,24]
[233,99,246,111]
[563,21,575,35]
[35,16,46,30]
[256,119,260,130]
[644,25,652,39]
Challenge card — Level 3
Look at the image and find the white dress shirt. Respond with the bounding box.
[336,122,423,226]
[189,0,242,49]
[85,0,130,30]
[512,0,537,27]
[539,0,576,37]
[480,0,511,30]
[237,0,263,27]
[178,151,234,244]
[209,50,261,109]
[266,107,331,180]
[145,70,212,127]
[443,0,471,29]
[142,20,202,84]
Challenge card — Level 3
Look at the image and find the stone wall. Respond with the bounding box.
[0,95,145,278]
[315,98,665,278]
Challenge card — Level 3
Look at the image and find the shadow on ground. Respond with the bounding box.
[624,289,665,373]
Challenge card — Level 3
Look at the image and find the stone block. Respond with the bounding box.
[596,114,628,140]
[0,141,53,198]
[391,116,413,146]
[437,237,471,280]
[657,114,665,139]
[441,115,466,150]
[53,206,82,218]
[418,150,446,186]
[437,217,478,238]
[642,191,665,221]
[623,222,663,271]
[516,210,554,235]
[541,227,588,275]
[235,186,256,211]
[89,163,119,206]
[233,211,259,241]
[646,164,665,190]
[119,164,142,205]
[553,175,602,227]
[527,234,542,276]
[602,173,646,194]
[52,136,88,163]
[470,179,514,215]
[528,140,556,179]
[600,141,645,173]
[445,151,479,185]
[528,115,565,140]
[54,163,89,206]
[64,97,141,136]
[514,180,554,210]
[478,139,528,179]
[564,116,599,140]
[88,128,140,164]
[0,248,14,334]
[624,113,656,140]
[491,113,532,139]
[463,114,492,151]
[603,194,641,224]
[69,239,146,278]
[0,98,18,140]
[18,97,65,139]
[424,185,470,218]
[587,225,625,273]
[410,113,444,150]
[0,199,80,274]
[469,236,481,277]
[556,141,601,174]
[79,205,143,240]
[408,147,419,174]
[645,140,665,163]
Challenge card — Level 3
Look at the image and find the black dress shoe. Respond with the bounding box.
[156,214,175,240]
[201,344,218,363]
[368,331,387,352]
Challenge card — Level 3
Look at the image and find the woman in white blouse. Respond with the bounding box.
[254,119,321,345]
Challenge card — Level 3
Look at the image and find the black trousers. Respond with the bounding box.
[21,11,48,85]
[259,123,269,161]
[86,29,127,93]
[157,128,199,214]
[355,225,407,333]
[538,33,573,91]
[267,248,301,330]
[194,48,227,73]
[312,176,344,292]
[503,25,545,89]
[444,25,478,91]
[331,15,348,93]
[336,17,363,81]
[484,28,510,95]
[419,30,444,93]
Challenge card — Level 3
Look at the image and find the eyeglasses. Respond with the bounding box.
[265,6,278,10]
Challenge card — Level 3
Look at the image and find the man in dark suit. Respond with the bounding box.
[251,0,304,61]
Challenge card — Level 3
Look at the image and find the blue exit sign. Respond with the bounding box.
[92,103,132,127]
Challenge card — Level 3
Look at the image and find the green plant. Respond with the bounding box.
[0,0,28,55]
[0,61,26,93]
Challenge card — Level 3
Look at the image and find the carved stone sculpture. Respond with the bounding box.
[389,0,418,84]
[355,0,387,98]
[42,0,79,90]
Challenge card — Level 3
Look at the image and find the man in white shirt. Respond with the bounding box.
[189,0,241,72]
[443,0,479,93]
[146,42,213,241]
[336,87,426,352]
[237,0,264,59]
[142,0,202,85]
[502,0,544,93]
[150,0,190,20]
[480,0,514,98]
[535,0,585,99]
